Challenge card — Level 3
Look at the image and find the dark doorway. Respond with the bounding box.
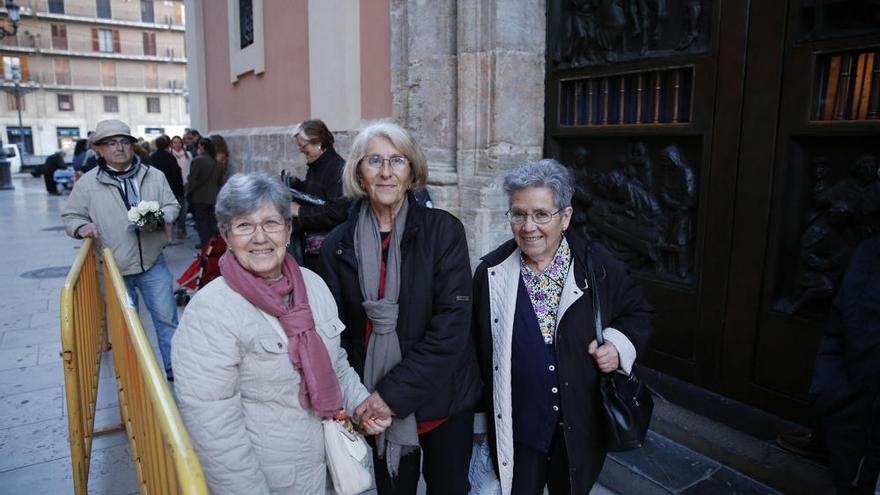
[545,0,880,421]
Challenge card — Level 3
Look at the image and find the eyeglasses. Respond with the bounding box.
[100,139,133,148]
[506,209,563,225]
[361,154,409,171]
[227,219,288,236]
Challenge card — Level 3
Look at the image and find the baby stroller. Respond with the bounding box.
[175,236,226,306]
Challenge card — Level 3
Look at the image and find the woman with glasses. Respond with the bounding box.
[471,159,653,495]
[172,172,390,494]
[319,121,480,494]
[288,119,350,270]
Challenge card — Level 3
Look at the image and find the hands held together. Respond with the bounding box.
[353,391,393,435]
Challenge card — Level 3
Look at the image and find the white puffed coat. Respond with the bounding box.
[172,270,370,494]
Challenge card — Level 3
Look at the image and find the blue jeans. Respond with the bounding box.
[123,254,178,375]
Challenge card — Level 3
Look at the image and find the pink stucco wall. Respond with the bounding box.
[203,0,311,130]
[360,0,392,119]
[202,1,392,130]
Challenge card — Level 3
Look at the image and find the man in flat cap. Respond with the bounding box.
[62,119,180,381]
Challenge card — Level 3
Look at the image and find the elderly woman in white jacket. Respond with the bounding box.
[172,172,390,494]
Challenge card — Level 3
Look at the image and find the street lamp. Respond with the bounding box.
[0,1,21,39]
[0,1,23,189]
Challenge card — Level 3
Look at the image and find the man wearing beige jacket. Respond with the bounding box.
[62,119,180,380]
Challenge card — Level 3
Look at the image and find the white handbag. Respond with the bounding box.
[323,415,373,495]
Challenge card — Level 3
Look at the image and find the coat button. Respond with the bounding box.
[548,365,555,371]
[551,387,558,393]
[490,271,495,276]
[494,318,498,323]
[502,461,508,466]
[277,342,282,349]
[336,249,342,255]
[497,414,502,419]
[552,405,559,411]
[494,366,498,371]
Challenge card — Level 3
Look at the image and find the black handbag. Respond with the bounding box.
[586,252,654,452]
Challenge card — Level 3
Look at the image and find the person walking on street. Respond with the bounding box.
[187,137,223,249]
[41,150,67,195]
[61,119,180,381]
[170,135,192,239]
[150,135,185,233]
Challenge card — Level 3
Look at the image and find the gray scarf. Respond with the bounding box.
[99,156,142,208]
[354,198,419,478]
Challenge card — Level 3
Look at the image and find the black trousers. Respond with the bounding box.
[373,409,474,495]
[189,202,218,248]
[511,423,572,495]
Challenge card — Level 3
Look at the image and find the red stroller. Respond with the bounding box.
[175,236,227,306]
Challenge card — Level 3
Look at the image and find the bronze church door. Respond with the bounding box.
[545,0,880,420]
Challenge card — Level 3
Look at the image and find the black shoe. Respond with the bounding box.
[776,430,827,461]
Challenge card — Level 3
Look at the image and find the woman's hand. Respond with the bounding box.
[588,339,619,373]
[360,416,392,435]
[354,392,394,425]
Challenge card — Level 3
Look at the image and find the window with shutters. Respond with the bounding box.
[174,3,184,25]
[101,61,116,87]
[145,64,158,89]
[58,94,74,111]
[141,0,155,23]
[96,0,111,19]
[6,93,25,111]
[48,0,64,14]
[93,28,120,53]
[51,24,68,50]
[2,56,28,82]
[143,32,157,56]
[103,95,118,113]
[146,97,161,113]
[54,59,71,85]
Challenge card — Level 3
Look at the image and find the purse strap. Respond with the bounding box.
[585,248,604,346]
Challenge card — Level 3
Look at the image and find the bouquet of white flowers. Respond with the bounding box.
[127,200,165,231]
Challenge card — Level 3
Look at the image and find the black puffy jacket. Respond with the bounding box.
[319,194,481,420]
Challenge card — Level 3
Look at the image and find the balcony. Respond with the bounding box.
[3,2,185,32]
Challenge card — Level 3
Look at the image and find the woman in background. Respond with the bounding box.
[170,135,192,239]
[288,119,349,270]
[187,137,223,249]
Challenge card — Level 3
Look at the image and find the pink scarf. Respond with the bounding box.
[219,251,343,417]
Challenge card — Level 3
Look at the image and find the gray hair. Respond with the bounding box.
[215,172,292,229]
[342,120,428,198]
[502,159,574,209]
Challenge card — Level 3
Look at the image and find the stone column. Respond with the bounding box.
[391,0,461,213]
[456,0,546,263]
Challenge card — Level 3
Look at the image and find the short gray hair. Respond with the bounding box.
[502,159,574,209]
[342,120,428,198]
[215,172,292,229]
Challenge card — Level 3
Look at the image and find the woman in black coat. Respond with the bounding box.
[319,121,480,495]
[472,159,653,495]
[289,119,350,270]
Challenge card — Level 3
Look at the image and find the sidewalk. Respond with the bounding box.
[0,174,196,494]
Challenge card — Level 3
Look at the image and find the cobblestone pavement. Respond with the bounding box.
[0,174,616,495]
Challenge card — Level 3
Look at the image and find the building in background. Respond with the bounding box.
[0,0,188,157]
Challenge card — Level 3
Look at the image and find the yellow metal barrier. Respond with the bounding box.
[60,237,118,495]
[101,247,208,494]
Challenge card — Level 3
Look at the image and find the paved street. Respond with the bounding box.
[0,174,195,495]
